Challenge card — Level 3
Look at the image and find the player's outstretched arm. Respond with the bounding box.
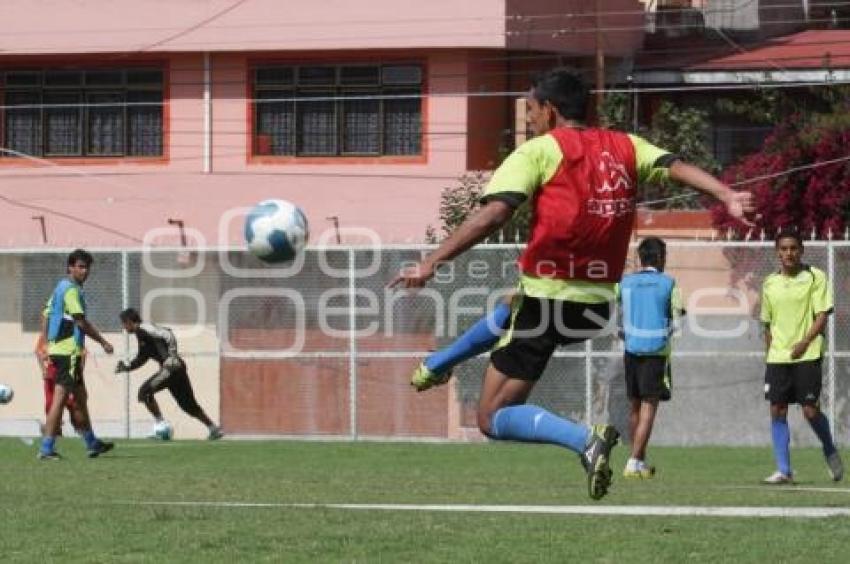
[669,161,755,225]
[389,200,514,289]
[73,315,114,354]
[117,349,150,373]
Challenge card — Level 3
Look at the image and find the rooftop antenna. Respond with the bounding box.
[167,218,191,264]
[32,215,47,244]
[167,218,187,247]
[326,216,341,244]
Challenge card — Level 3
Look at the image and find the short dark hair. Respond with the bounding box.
[529,67,589,121]
[119,308,142,324]
[638,237,667,269]
[775,228,803,247]
[67,248,93,267]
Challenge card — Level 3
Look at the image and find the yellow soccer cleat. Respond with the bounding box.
[410,363,452,392]
[623,464,656,479]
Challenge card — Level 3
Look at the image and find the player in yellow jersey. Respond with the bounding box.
[39,249,115,460]
[761,230,843,483]
[392,67,754,500]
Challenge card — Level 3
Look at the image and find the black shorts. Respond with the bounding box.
[624,352,671,401]
[490,296,610,381]
[138,363,202,414]
[48,354,83,391]
[765,359,822,405]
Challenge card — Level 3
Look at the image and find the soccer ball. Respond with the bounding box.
[244,199,309,263]
[0,384,13,404]
[154,420,173,441]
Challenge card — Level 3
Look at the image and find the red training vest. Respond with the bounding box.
[518,127,637,283]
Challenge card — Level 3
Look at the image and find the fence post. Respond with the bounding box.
[827,242,837,440]
[121,250,130,439]
[585,339,593,425]
[348,248,358,440]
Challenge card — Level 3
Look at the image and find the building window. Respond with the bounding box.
[0,68,164,158]
[712,123,772,167]
[253,64,422,157]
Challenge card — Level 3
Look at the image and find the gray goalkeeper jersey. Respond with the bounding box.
[128,323,179,369]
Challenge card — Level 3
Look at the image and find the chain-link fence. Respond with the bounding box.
[0,242,848,445]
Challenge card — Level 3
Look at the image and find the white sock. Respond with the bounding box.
[626,457,641,471]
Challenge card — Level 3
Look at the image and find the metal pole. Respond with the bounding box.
[203,52,212,173]
[585,340,593,425]
[827,242,837,439]
[631,75,639,133]
[348,249,358,440]
[594,0,605,124]
[121,251,131,439]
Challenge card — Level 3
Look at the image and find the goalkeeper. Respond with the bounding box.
[116,308,223,440]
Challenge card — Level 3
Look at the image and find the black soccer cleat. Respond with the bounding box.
[87,440,115,459]
[580,424,620,500]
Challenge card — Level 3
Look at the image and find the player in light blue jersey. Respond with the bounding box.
[617,238,683,478]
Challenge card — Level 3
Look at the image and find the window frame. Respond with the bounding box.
[251,61,425,161]
[43,90,83,157]
[0,66,166,160]
[85,90,126,157]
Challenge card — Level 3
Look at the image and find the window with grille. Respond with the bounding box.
[0,68,164,158]
[253,64,422,157]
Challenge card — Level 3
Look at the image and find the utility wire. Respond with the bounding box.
[638,154,850,208]
[1,14,846,54]
[0,0,786,37]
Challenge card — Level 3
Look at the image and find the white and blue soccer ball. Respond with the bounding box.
[154,420,173,441]
[0,383,13,404]
[244,199,309,263]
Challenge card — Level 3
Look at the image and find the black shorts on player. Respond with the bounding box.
[138,363,204,417]
[490,297,610,381]
[624,352,671,401]
[48,354,84,391]
[764,359,822,405]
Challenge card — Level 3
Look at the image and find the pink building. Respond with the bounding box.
[0,0,644,247]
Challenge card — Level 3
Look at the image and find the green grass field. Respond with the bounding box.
[1,438,849,563]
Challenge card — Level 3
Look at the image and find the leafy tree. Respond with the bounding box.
[640,101,719,210]
[425,171,530,243]
[599,91,631,131]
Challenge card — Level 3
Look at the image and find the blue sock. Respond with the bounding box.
[82,430,98,450]
[808,413,837,457]
[771,417,792,476]
[425,302,511,375]
[490,404,590,454]
[40,436,56,455]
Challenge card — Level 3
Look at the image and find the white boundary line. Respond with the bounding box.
[723,485,850,495]
[130,501,850,518]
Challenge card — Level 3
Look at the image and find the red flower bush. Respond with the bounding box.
[712,115,850,239]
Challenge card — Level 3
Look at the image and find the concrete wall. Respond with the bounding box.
[0,1,649,248]
[0,49,478,246]
[0,0,646,55]
[0,1,507,54]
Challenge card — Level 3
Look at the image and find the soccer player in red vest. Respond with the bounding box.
[391,67,754,500]
[35,331,77,435]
